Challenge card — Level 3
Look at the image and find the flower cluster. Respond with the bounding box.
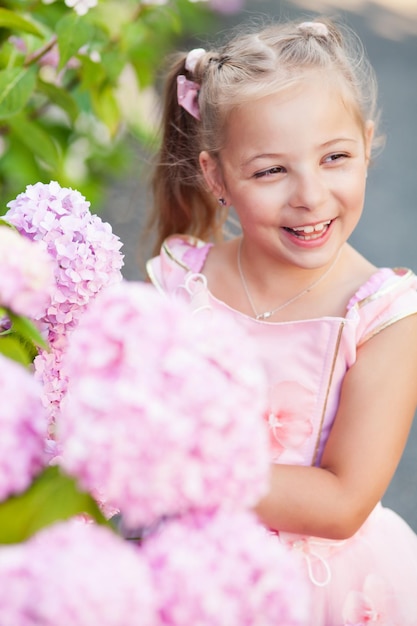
[0,520,156,626]
[0,354,47,502]
[5,181,124,426]
[53,279,310,623]
[0,226,54,320]
[143,510,310,625]
[5,181,124,345]
[57,281,270,529]
[34,349,68,436]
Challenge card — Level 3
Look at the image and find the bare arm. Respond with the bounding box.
[254,314,417,540]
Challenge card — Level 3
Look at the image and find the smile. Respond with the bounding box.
[284,220,332,241]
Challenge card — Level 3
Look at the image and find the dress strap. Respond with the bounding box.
[146,235,212,295]
[346,268,417,346]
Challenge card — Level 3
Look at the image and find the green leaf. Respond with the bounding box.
[0,309,48,365]
[0,218,14,229]
[56,13,95,70]
[0,334,32,366]
[97,49,126,85]
[0,66,36,119]
[77,53,106,90]
[0,466,111,544]
[37,79,79,124]
[8,114,61,169]
[8,310,48,351]
[91,84,120,136]
[0,7,44,37]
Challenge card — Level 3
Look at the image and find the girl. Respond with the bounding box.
[146,18,417,624]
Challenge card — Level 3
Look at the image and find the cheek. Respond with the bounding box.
[335,169,367,206]
[235,205,276,237]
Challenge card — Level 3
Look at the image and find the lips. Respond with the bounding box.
[283,219,332,241]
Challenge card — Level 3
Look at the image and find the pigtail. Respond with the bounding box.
[148,53,220,255]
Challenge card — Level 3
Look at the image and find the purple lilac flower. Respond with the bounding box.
[142,509,311,626]
[0,354,47,502]
[0,519,157,625]
[57,281,270,529]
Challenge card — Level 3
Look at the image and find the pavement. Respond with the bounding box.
[101,0,417,531]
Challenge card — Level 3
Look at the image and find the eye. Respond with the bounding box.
[254,166,286,179]
[324,152,349,164]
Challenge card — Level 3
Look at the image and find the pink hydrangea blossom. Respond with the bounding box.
[57,281,270,529]
[0,354,47,502]
[5,181,124,426]
[33,347,69,434]
[0,543,33,626]
[0,226,54,319]
[5,180,124,344]
[0,519,156,625]
[142,509,310,626]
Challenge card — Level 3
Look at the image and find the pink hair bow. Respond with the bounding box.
[177,75,201,120]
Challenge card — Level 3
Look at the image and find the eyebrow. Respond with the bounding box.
[241,153,284,168]
[322,137,358,147]
[241,138,358,168]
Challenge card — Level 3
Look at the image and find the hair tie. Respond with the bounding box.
[185,47,206,73]
[217,55,230,70]
[176,48,205,121]
[298,21,329,38]
[177,75,201,120]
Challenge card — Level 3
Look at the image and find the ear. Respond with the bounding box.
[199,151,227,201]
[364,120,375,165]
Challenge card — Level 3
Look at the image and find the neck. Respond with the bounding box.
[237,239,342,320]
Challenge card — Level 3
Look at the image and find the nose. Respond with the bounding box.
[288,168,327,211]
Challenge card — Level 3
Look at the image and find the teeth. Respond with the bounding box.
[298,225,315,234]
[292,220,331,234]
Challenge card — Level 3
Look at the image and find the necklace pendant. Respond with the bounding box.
[256,311,272,320]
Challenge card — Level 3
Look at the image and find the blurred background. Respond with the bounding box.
[1,0,416,530]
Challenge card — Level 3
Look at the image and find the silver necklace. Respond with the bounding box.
[237,238,341,320]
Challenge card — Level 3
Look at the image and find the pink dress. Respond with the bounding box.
[147,235,417,625]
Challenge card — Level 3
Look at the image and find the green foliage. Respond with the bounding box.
[0,306,48,365]
[0,0,216,209]
[0,465,111,544]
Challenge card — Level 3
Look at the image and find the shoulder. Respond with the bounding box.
[347,267,417,345]
[146,235,213,294]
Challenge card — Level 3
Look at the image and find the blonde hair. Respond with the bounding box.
[149,17,380,254]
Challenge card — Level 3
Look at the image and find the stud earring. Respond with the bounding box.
[217,197,227,207]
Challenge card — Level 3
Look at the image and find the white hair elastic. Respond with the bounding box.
[185,48,206,73]
[298,21,329,37]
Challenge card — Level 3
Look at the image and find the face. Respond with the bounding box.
[200,72,374,271]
